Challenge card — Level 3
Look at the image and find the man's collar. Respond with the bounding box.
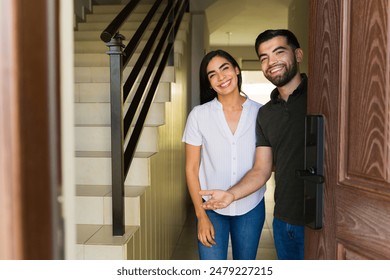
[271,73,307,103]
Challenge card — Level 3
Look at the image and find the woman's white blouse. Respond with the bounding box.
[182,98,266,216]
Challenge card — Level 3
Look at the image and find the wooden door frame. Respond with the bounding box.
[0,0,61,259]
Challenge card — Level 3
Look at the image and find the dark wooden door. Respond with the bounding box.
[306,0,390,259]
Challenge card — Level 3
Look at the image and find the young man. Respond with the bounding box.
[200,29,307,260]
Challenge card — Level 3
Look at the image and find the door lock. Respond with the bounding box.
[297,115,325,230]
[296,167,324,184]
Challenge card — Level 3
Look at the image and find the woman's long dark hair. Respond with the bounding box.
[199,49,243,104]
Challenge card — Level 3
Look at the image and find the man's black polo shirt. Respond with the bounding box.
[256,74,307,225]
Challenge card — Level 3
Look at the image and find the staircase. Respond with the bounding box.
[74,2,189,260]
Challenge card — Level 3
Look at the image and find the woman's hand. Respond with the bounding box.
[199,190,235,210]
[197,215,216,247]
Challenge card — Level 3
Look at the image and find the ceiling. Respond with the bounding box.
[199,0,292,47]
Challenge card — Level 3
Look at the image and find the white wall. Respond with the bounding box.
[61,0,76,260]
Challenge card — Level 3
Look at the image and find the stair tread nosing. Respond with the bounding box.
[75,150,156,159]
[76,185,148,197]
[77,224,139,245]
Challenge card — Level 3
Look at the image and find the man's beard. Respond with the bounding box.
[265,57,298,87]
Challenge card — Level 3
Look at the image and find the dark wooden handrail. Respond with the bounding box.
[101,0,188,236]
[100,0,142,43]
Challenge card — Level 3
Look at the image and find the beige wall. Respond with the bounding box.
[130,38,190,260]
[288,0,309,74]
[207,45,259,71]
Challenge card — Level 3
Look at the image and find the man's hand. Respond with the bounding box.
[199,190,235,210]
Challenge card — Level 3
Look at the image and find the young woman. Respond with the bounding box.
[182,50,266,260]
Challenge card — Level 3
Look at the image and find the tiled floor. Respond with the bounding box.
[171,176,277,260]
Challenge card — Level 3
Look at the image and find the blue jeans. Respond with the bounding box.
[197,198,265,260]
[272,217,304,260]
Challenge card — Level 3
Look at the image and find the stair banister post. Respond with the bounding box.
[106,33,125,236]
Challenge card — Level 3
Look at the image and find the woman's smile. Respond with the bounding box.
[219,79,232,88]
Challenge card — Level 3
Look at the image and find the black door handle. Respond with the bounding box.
[302,115,325,230]
[296,167,324,184]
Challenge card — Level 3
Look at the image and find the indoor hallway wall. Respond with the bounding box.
[137,37,191,259]
[288,0,309,73]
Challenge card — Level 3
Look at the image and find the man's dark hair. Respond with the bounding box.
[255,29,301,58]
